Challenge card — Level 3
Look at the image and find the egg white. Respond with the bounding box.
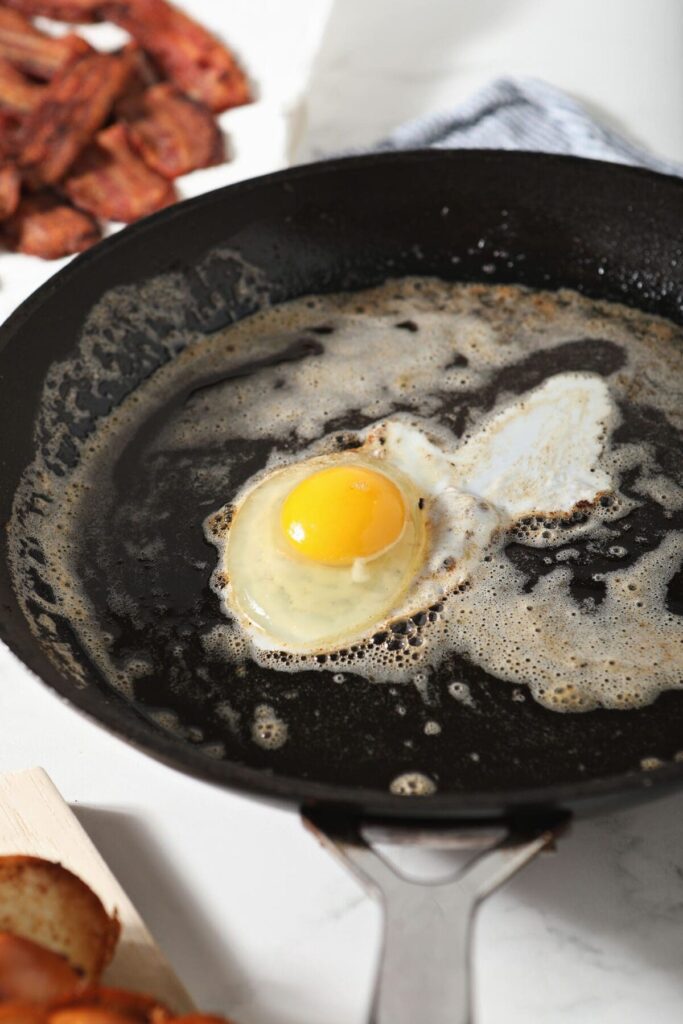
[210,455,426,649]
[206,371,616,659]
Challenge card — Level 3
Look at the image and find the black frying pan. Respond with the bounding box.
[1,150,683,1022]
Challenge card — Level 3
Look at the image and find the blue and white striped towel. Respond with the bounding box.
[376,77,681,176]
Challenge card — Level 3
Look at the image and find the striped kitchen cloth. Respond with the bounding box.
[375,76,681,174]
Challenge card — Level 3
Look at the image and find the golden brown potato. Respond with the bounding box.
[50,989,171,1023]
[172,1017,235,1023]
[49,1012,140,1024]
[0,1003,49,1024]
[0,858,119,983]
[0,932,83,1002]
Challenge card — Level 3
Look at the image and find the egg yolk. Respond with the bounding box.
[281,464,406,565]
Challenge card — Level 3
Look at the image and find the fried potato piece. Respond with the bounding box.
[0,858,118,980]
[0,8,91,80]
[172,1017,235,1023]
[19,53,130,187]
[64,122,176,222]
[50,1012,149,1024]
[102,0,250,113]
[50,988,171,1023]
[50,1013,143,1024]
[1,0,101,22]
[0,1003,49,1024]
[0,932,83,1002]
[0,164,21,220]
[123,83,223,179]
[0,56,44,114]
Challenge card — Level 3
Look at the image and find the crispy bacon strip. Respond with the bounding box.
[0,7,91,80]
[122,83,223,179]
[3,191,101,257]
[0,163,21,219]
[113,42,158,121]
[0,111,24,164]
[1,0,101,22]
[102,0,251,113]
[120,42,158,91]
[64,122,176,222]
[19,52,130,187]
[4,0,251,110]
[0,55,44,114]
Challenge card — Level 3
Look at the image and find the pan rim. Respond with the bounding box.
[23,655,683,820]
[4,146,683,355]
[3,147,683,820]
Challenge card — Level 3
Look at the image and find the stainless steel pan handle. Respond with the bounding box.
[304,811,567,1024]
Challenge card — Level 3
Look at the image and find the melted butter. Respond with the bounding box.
[8,275,683,714]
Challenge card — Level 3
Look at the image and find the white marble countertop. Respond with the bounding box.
[3,2,683,1022]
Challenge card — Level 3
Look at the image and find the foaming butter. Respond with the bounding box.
[9,276,683,713]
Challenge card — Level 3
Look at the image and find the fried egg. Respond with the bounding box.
[211,450,427,649]
[205,371,616,660]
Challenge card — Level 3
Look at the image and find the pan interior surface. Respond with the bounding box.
[2,150,683,816]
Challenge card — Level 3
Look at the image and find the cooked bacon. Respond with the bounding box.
[0,7,91,79]
[121,42,158,93]
[19,52,130,187]
[3,0,251,110]
[0,2,237,260]
[122,83,223,178]
[113,42,158,122]
[1,0,101,22]
[0,111,23,164]
[64,122,176,222]
[3,191,101,257]
[101,0,251,113]
[0,56,44,114]
[0,163,21,219]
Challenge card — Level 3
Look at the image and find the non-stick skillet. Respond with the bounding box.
[1,150,683,1023]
